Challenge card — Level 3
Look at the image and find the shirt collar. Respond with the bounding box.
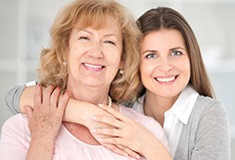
[166,85,199,125]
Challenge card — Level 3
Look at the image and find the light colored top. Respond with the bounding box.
[4,84,231,159]
[0,105,168,160]
[133,85,230,160]
[132,85,199,157]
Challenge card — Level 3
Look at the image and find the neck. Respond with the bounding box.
[144,91,177,127]
[67,82,110,106]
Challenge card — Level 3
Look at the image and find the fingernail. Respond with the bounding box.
[91,116,98,120]
[98,104,104,108]
[124,153,128,157]
[136,154,141,159]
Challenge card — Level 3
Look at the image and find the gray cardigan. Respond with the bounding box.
[4,86,231,160]
[174,96,230,160]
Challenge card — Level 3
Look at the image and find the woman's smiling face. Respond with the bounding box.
[140,29,190,99]
[66,18,123,90]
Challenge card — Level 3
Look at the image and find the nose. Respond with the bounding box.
[158,58,173,72]
[88,42,104,58]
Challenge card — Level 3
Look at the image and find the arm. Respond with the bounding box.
[25,85,70,160]
[5,85,26,114]
[6,85,111,127]
[5,84,139,157]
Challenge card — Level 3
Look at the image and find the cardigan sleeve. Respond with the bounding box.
[4,81,37,114]
[191,100,230,160]
[4,85,26,114]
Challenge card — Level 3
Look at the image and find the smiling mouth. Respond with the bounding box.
[155,76,177,83]
[83,63,104,69]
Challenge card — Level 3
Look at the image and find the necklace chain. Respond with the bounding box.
[108,96,112,108]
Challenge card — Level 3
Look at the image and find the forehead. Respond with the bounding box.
[72,17,122,38]
[141,29,185,49]
[74,8,120,29]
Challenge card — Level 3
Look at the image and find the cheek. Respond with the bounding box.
[140,62,153,79]
[180,60,191,80]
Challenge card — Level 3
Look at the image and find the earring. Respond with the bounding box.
[119,69,123,75]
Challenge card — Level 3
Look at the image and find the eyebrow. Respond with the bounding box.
[104,33,119,39]
[169,47,186,51]
[142,47,186,54]
[77,29,120,39]
[142,49,157,54]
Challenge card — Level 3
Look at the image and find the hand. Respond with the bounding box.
[79,103,137,158]
[91,105,166,159]
[24,84,70,140]
[91,104,144,159]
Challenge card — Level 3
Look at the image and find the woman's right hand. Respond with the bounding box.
[24,84,70,160]
[25,84,70,140]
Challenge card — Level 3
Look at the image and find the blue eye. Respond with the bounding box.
[171,51,182,56]
[145,53,157,59]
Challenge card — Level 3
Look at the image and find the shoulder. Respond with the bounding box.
[184,95,230,144]
[1,114,30,141]
[192,96,228,120]
[2,114,25,128]
[176,96,230,159]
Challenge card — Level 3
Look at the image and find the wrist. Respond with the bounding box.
[141,139,172,160]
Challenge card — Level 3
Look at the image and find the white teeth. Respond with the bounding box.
[156,76,175,82]
[84,63,103,69]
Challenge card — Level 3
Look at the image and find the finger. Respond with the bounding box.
[97,136,123,146]
[116,145,141,159]
[99,105,129,122]
[92,128,121,137]
[43,85,55,105]
[50,87,61,108]
[57,91,70,112]
[34,84,42,106]
[91,115,122,129]
[24,105,34,118]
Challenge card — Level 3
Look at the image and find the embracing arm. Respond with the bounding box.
[5,85,108,127]
[4,84,139,157]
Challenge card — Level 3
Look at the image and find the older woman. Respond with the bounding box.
[0,0,168,160]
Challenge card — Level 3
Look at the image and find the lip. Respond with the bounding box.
[83,63,105,72]
[154,75,178,84]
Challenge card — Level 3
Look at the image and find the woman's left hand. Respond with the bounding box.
[91,104,161,159]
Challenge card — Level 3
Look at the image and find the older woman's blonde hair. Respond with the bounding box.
[38,0,142,103]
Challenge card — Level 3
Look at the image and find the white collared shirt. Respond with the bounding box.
[132,85,199,157]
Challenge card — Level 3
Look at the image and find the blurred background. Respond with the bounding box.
[0,0,235,158]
